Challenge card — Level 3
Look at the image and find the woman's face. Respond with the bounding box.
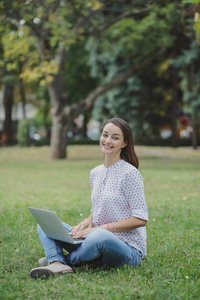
[100,122,127,157]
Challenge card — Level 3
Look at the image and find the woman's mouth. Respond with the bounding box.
[103,144,113,149]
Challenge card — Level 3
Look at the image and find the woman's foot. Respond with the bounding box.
[38,257,47,266]
[30,263,74,278]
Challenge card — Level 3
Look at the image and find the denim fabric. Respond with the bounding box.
[37,222,142,268]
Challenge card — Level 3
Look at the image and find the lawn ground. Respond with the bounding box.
[0,145,200,299]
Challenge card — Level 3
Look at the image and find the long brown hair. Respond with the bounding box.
[101,118,139,169]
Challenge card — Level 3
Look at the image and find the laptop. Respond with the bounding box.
[28,206,84,244]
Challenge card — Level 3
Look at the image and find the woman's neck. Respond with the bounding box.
[104,155,121,168]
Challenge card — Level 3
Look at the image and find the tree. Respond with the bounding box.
[0,26,17,145]
[170,0,200,149]
[0,18,39,145]
[2,76,15,145]
[1,0,154,158]
[172,40,200,149]
[88,1,200,147]
[86,2,186,143]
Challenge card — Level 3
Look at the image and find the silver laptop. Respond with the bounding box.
[28,206,84,244]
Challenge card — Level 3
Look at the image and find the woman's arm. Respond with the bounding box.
[104,216,147,233]
[73,216,146,239]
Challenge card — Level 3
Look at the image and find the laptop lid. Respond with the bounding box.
[28,206,83,244]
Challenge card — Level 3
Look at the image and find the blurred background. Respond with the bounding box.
[0,0,199,158]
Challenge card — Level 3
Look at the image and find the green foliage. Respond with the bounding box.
[33,84,51,128]
[1,0,200,151]
[108,4,178,59]
[63,42,99,104]
[0,146,200,299]
[17,119,34,147]
[34,107,51,129]
[0,0,128,84]
[0,24,41,83]
[171,38,200,117]
[86,3,180,80]
[92,76,144,134]
[171,38,200,68]
[85,2,186,139]
[182,0,200,3]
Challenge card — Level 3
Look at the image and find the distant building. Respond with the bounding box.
[0,90,36,131]
[0,90,100,143]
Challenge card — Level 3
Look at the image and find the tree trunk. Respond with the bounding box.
[3,82,14,145]
[189,62,198,149]
[50,114,68,159]
[47,45,67,158]
[191,107,198,149]
[49,55,156,159]
[18,62,26,118]
[81,113,90,138]
[171,68,178,148]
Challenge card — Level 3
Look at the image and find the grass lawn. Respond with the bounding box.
[0,145,200,300]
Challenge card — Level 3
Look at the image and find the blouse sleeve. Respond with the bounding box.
[123,168,148,222]
[90,169,95,212]
[90,169,95,192]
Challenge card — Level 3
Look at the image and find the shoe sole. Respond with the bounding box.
[30,268,54,278]
[30,268,74,279]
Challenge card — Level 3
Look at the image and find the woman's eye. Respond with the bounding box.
[113,137,119,140]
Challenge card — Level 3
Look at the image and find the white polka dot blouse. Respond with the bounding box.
[90,159,148,258]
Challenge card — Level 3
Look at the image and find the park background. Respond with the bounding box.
[0,0,200,299]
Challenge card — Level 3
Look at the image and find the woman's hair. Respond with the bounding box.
[101,118,139,169]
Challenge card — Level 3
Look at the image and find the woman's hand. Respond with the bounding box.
[70,213,93,237]
[73,227,96,239]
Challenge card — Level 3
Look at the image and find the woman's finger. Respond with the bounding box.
[71,223,84,236]
[71,225,80,236]
[74,228,93,239]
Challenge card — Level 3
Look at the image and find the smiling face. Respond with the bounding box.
[100,122,127,159]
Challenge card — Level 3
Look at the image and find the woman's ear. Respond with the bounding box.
[122,141,127,148]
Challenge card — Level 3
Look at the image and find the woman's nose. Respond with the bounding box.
[105,136,111,143]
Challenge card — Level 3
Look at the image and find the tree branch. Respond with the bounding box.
[2,17,21,28]
[100,6,154,33]
[72,5,153,37]
[55,43,66,67]
[64,54,156,122]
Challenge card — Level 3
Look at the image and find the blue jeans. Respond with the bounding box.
[37,223,142,268]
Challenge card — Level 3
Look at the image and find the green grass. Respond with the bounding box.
[0,145,200,300]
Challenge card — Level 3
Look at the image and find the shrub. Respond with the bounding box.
[17,119,34,147]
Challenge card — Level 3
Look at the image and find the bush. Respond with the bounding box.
[34,137,50,146]
[135,136,199,147]
[17,119,34,147]
[68,137,99,145]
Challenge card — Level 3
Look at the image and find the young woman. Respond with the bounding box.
[30,118,148,278]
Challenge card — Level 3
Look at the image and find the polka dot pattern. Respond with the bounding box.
[90,159,148,258]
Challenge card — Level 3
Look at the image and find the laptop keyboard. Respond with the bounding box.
[69,232,85,242]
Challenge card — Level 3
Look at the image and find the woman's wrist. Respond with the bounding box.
[112,222,116,232]
[105,222,117,232]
